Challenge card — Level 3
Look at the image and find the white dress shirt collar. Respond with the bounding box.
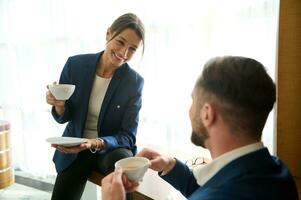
[193,142,264,186]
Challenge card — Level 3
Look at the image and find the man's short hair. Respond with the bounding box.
[195,56,276,139]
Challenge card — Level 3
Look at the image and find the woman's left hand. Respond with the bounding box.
[51,139,94,154]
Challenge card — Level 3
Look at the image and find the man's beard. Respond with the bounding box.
[191,121,209,148]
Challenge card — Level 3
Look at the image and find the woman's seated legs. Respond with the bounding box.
[51,150,96,200]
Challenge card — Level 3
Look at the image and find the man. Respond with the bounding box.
[101,56,299,200]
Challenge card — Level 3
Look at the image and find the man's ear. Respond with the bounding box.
[201,103,215,127]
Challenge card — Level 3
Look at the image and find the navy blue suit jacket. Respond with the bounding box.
[162,148,299,200]
[51,52,144,173]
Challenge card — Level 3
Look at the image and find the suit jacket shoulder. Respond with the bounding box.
[163,149,299,200]
[192,148,298,200]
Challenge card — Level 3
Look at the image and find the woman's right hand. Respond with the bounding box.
[46,82,66,116]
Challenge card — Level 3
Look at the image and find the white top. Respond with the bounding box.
[193,142,264,186]
[83,75,111,139]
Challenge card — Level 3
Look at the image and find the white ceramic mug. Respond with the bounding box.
[48,84,75,100]
[115,157,150,181]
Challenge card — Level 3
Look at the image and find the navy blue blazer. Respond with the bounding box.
[162,148,299,200]
[51,52,144,173]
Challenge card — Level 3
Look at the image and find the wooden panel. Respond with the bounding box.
[0,121,14,189]
[0,131,9,150]
[0,150,12,169]
[0,168,14,189]
[277,0,301,196]
[295,178,301,199]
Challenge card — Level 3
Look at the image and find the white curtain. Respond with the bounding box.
[0,0,279,176]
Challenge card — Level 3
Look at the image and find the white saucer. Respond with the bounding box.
[46,137,88,147]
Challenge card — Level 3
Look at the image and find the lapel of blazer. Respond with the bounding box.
[97,63,128,133]
[80,52,101,132]
[202,148,273,188]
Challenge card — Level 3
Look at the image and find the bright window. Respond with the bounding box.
[0,0,279,176]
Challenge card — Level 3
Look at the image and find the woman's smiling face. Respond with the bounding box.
[105,28,142,67]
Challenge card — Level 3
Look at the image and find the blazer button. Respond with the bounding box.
[117,105,120,109]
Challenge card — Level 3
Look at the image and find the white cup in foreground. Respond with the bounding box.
[115,157,150,182]
[48,84,75,100]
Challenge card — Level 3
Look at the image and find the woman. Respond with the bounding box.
[46,13,145,200]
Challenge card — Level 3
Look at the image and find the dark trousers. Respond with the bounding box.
[51,148,133,200]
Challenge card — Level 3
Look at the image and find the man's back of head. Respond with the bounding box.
[195,56,276,139]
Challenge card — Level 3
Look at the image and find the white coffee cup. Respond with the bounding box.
[115,157,150,181]
[48,84,75,100]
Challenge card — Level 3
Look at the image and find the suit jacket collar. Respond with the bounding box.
[80,51,129,134]
[80,52,101,132]
[97,62,129,132]
[193,142,264,186]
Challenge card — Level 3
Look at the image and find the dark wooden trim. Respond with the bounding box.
[277,0,301,196]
